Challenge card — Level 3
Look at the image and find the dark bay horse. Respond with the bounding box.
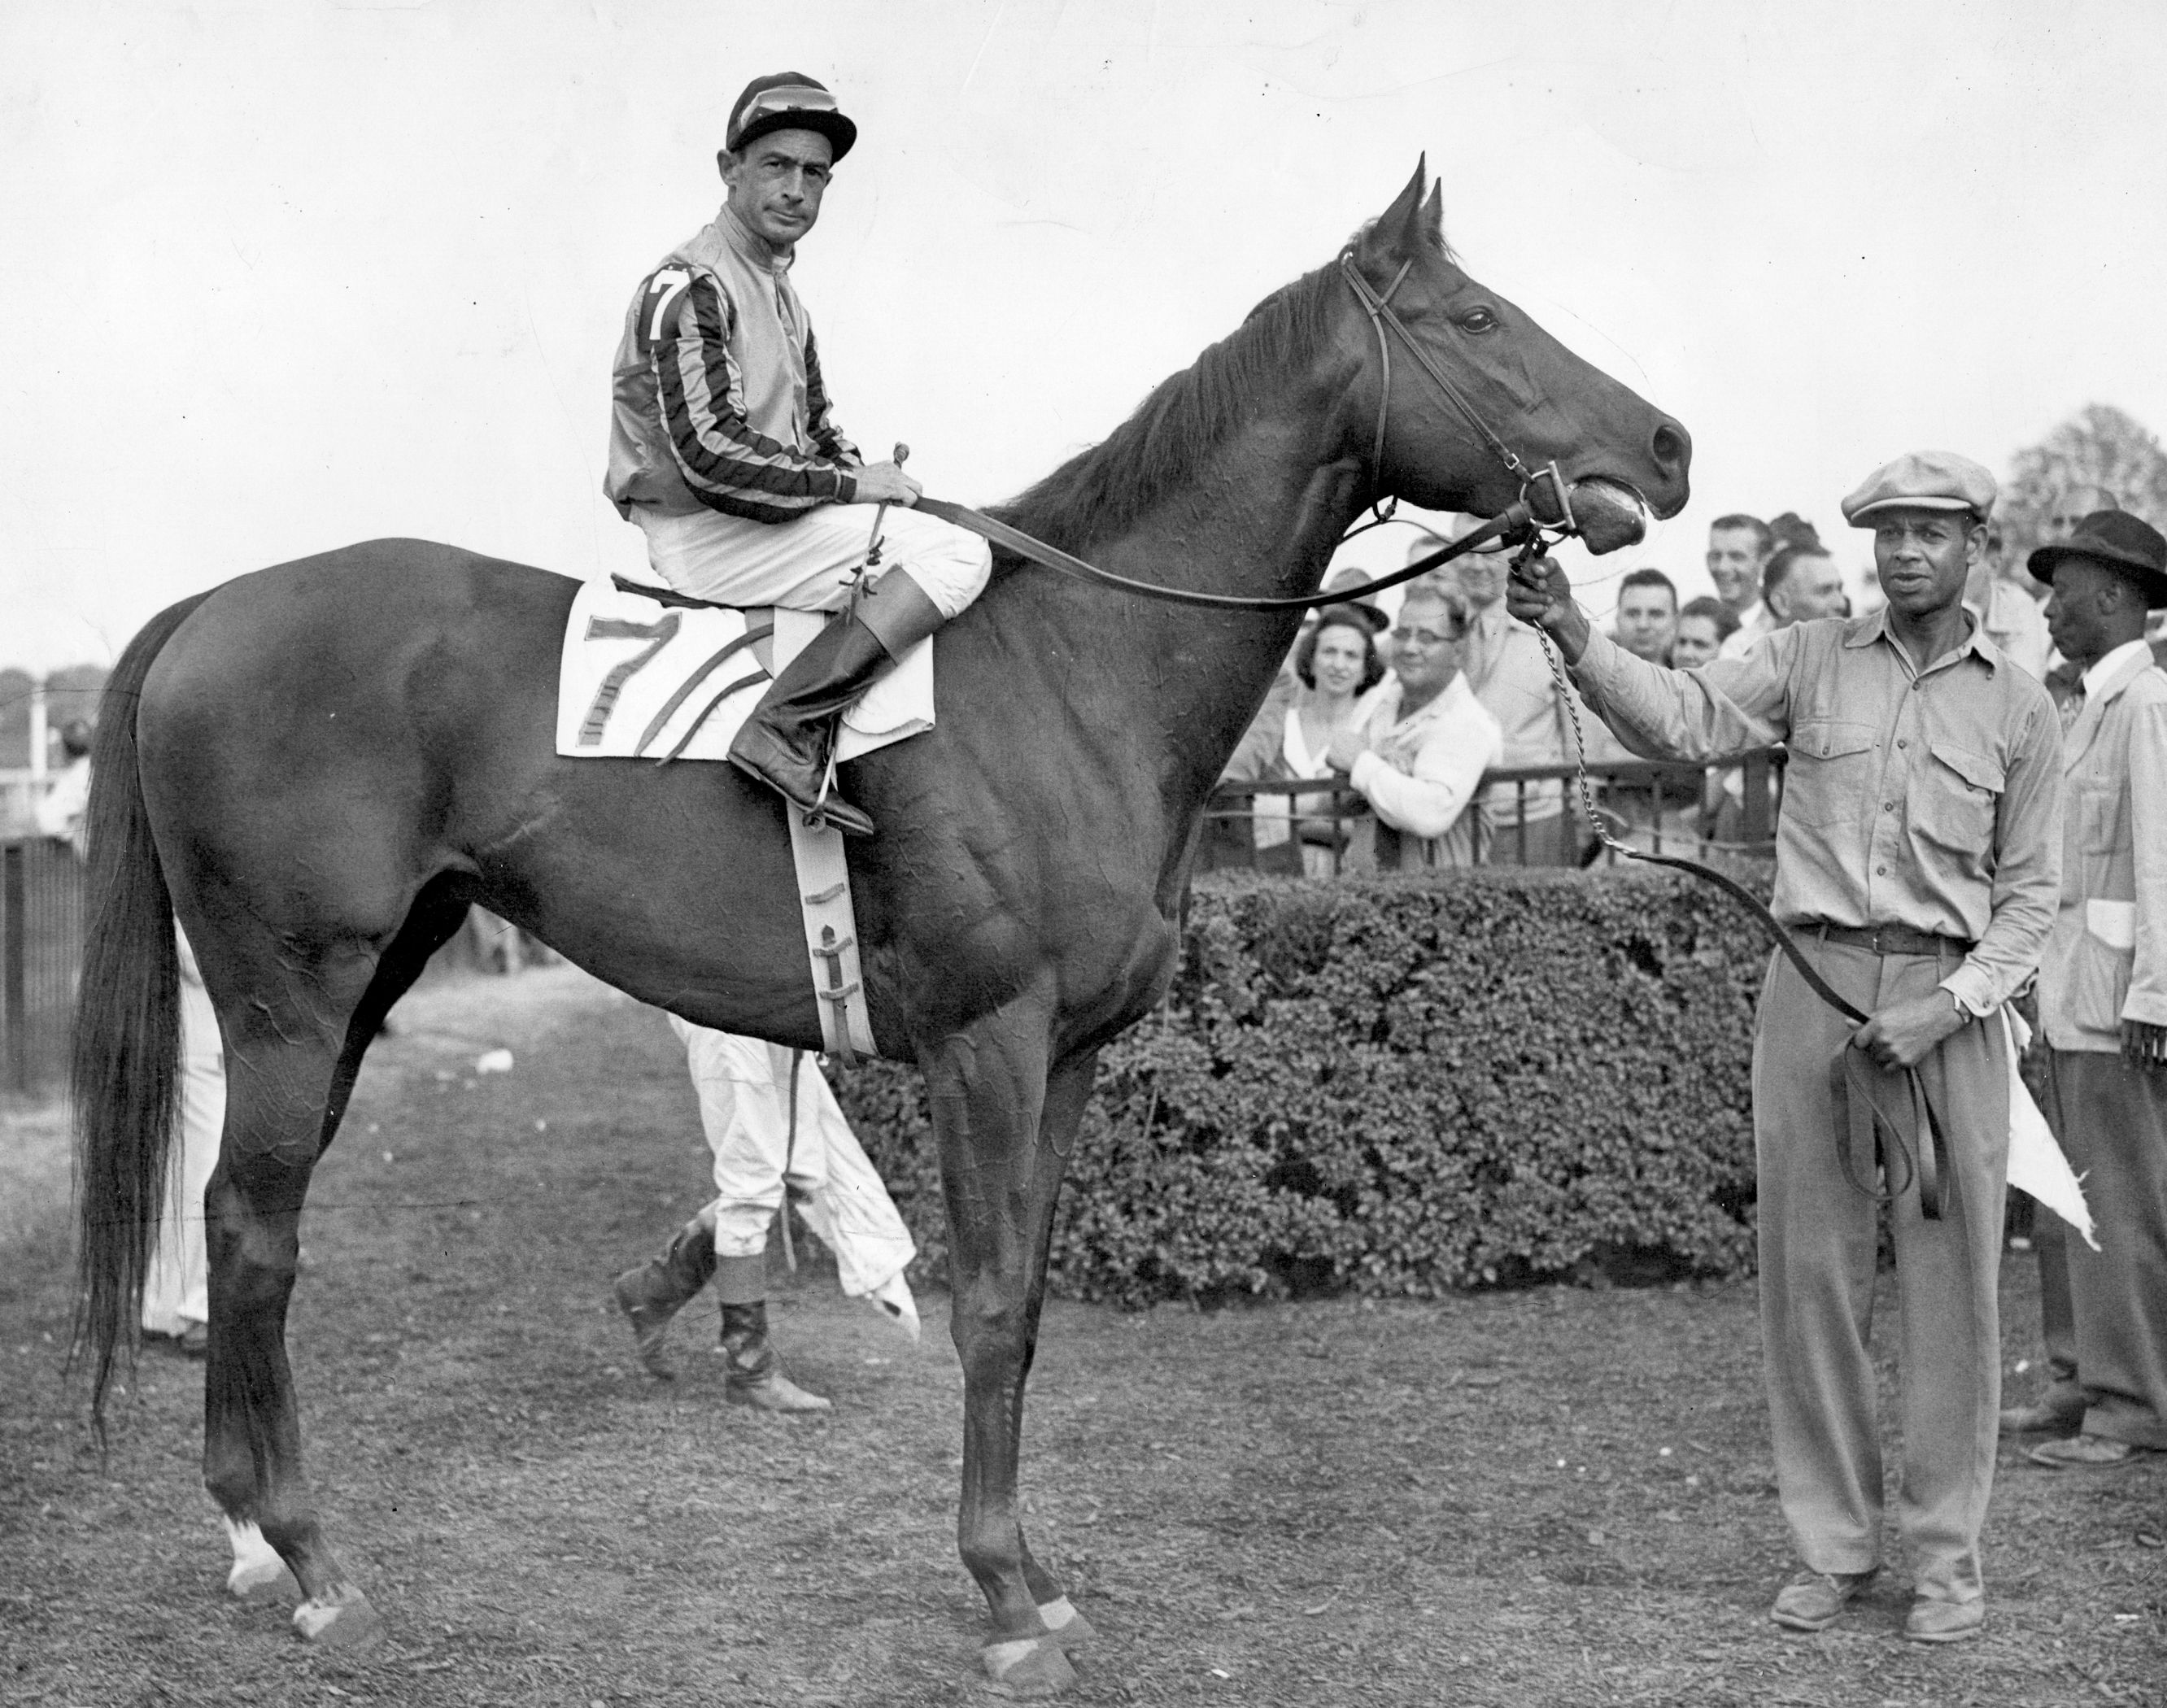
[74,163,1688,1692]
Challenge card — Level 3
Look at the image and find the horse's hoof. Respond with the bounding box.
[293,1588,384,1650]
[1036,1597,1097,1649]
[228,1555,300,1601]
[222,1518,299,1601]
[981,1632,1078,1696]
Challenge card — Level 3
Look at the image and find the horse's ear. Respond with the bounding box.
[1360,157,1428,263]
[1422,180,1445,237]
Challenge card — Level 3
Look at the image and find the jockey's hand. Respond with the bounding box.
[1852,991,1969,1072]
[1324,724,1370,774]
[854,461,922,506]
[1503,554,1592,664]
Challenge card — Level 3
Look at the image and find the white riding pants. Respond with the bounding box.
[142,929,225,1335]
[668,1017,915,1296]
[634,502,992,621]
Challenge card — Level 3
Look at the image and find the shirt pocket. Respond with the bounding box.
[1912,739,2005,854]
[1782,720,1881,827]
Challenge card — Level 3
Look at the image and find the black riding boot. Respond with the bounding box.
[718,1299,833,1414]
[611,1212,717,1380]
[727,569,948,839]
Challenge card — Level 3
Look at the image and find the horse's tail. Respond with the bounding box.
[70,592,211,1436]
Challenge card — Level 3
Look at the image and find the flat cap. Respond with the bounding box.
[2029,510,2167,609]
[1840,451,1997,526]
[725,72,857,163]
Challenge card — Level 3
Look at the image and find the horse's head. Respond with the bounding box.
[1340,160,1690,553]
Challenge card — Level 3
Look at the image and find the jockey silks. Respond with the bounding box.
[605,204,864,525]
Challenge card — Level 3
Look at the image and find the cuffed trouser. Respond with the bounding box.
[667,1017,914,1297]
[2042,1048,2167,1450]
[1754,938,2008,1605]
[633,502,992,620]
[143,932,225,1335]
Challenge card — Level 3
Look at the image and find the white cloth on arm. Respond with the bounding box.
[142,928,225,1336]
[634,502,992,621]
[668,1017,915,1296]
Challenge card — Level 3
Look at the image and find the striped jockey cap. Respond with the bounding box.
[725,72,857,163]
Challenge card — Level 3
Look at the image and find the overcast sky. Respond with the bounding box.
[6,0,2165,671]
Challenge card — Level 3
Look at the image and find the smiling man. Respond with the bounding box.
[1326,583,1502,869]
[1506,451,2062,1646]
[604,73,992,838]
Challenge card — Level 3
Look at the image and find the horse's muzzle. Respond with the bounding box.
[1567,479,1650,556]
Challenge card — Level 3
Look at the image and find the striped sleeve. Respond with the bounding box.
[642,269,860,524]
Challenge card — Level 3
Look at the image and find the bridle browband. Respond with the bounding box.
[915,246,1585,615]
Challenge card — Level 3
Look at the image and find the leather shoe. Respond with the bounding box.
[1903,1596,1984,1644]
[1999,1399,2083,1436]
[2029,1432,2143,1469]
[1770,1568,1877,1632]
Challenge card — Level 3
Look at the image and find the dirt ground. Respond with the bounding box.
[2,965,2161,1706]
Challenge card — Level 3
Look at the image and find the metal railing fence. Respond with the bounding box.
[1198,748,1787,876]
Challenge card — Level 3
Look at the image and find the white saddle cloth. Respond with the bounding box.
[555,577,934,765]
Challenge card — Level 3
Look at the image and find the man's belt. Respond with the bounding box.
[1809,922,1975,959]
[1800,922,1968,1220]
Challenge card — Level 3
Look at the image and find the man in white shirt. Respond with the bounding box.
[1707,514,1776,653]
[1326,584,1502,868]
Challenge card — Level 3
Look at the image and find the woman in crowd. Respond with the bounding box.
[1244,603,1391,874]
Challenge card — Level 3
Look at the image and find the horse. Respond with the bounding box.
[72,160,1688,1693]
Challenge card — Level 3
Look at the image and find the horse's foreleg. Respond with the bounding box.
[1014,1048,1101,1654]
[200,1046,381,1649]
[927,1021,1089,1693]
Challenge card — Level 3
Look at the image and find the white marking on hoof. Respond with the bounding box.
[222,1518,299,1601]
[1036,1597,1097,1647]
[981,1632,1077,1695]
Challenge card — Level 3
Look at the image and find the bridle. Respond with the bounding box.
[1335,251,1578,542]
[915,247,1589,615]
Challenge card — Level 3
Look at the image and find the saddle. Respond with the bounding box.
[552,573,932,1062]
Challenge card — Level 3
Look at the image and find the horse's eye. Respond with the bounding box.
[1456,308,1498,334]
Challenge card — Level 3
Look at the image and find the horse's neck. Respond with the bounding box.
[1023,416,1370,813]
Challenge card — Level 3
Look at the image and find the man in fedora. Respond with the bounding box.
[1506,451,2062,1644]
[2015,512,2167,1471]
[604,73,992,837]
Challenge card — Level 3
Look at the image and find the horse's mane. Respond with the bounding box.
[990,256,1349,555]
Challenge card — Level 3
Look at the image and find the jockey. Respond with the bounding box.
[604,73,992,837]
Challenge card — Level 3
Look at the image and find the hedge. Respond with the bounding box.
[838,865,1776,1306]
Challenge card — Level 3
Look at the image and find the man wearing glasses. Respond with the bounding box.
[604,73,992,839]
[1324,584,1502,868]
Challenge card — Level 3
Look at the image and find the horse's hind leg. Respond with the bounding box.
[928,1021,1098,1693]
[199,882,467,1636]
[200,1025,382,1646]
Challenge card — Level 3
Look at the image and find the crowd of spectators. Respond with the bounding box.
[1218,481,2167,873]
